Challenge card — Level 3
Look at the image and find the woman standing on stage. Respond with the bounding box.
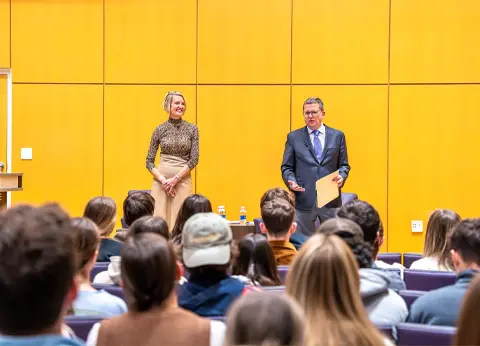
[146,91,199,229]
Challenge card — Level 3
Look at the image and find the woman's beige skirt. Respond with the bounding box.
[151,155,192,230]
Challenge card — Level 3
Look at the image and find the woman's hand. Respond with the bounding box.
[162,175,180,191]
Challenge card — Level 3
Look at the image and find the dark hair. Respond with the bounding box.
[129,216,169,240]
[336,200,381,258]
[260,188,294,208]
[232,234,281,286]
[171,194,212,245]
[454,275,480,345]
[424,209,461,270]
[319,218,374,269]
[121,233,177,312]
[83,196,117,237]
[71,217,100,270]
[0,204,76,335]
[123,192,155,227]
[448,219,480,266]
[261,199,295,237]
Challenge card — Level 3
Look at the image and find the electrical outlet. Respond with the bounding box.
[412,220,423,233]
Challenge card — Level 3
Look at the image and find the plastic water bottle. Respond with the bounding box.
[217,205,226,219]
[239,206,247,224]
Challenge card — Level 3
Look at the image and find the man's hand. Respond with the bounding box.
[288,180,305,192]
[332,175,344,188]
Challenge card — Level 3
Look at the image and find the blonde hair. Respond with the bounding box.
[224,292,305,346]
[286,234,386,346]
[163,91,186,113]
[83,196,117,237]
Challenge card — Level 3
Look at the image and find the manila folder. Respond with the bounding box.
[316,170,339,208]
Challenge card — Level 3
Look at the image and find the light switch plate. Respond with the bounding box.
[411,220,423,233]
[21,148,32,160]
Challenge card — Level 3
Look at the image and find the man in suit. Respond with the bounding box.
[281,97,350,238]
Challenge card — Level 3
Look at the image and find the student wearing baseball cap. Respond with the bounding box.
[178,213,248,317]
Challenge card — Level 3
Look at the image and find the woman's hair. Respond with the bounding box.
[318,218,374,269]
[121,233,177,312]
[83,196,117,237]
[286,234,386,346]
[70,217,100,271]
[171,194,212,245]
[163,91,186,113]
[123,191,155,227]
[224,292,305,346]
[129,216,169,240]
[231,234,281,287]
[424,209,461,270]
[454,275,480,345]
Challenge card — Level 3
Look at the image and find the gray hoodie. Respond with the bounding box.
[360,268,408,325]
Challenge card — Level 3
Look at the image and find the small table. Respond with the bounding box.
[229,223,256,241]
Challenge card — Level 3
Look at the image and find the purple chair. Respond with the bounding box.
[377,252,402,265]
[65,316,102,341]
[403,253,423,268]
[375,324,394,340]
[90,262,109,282]
[277,266,289,284]
[399,290,425,309]
[92,283,125,301]
[403,269,456,291]
[396,323,456,346]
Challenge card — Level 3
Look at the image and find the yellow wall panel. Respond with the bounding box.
[0,0,9,67]
[292,86,388,249]
[0,75,6,165]
[104,85,196,224]
[11,0,103,83]
[11,84,103,217]
[389,85,480,253]
[292,0,389,84]
[105,0,196,84]
[198,0,291,84]
[197,86,290,220]
[391,0,480,83]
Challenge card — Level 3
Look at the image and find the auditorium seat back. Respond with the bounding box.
[399,290,425,309]
[91,262,109,282]
[65,316,102,341]
[403,269,456,291]
[277,266,289,284]
[92,283,125,301]
[396,323,456,346]
[377,252,402,265]
[403,253,423,268]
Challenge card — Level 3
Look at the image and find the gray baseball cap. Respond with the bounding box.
[182,212,232,268]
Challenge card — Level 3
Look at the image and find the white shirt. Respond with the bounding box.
[308,123,326,154]
[409,256,452,271]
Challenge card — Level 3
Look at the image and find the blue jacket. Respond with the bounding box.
[97,238,122,262]
[407,269,478,326]
[178,271,245,317]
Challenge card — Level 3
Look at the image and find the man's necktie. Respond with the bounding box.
[313,130,322,161]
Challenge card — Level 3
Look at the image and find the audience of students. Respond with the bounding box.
[231,234,281,286]
[319,218,408,325]
[0,204,84,346]
[408,218,480,326]
[260,199,298,265]
[224,292,305,346]
[336,199,406,290]
[454,274,480,345]
[114,192,155,242]
[286,233,392,346]
[178,213,246,317]
[410,209,461,271]
[70,217,127,317]
[86,232,225,346]
[83,197,121,262]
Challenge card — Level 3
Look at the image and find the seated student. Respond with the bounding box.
[319,218,408,325]
[410,209,460,271]
[83,196,121,262]
[336,199,406,290]
[178,213,247,317]
[93,216,169,285]
[0,204,84,346]
[70,217,127,317]
[408,219,480,326]
[113,192,155,242]
[231,234,281,286]
[260,199,298,265]
[86,233,225,346]
[224,292,305,346]
[260,187,307,250]
[286,233,393,346]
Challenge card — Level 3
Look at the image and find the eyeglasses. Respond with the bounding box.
[304,111,320,117]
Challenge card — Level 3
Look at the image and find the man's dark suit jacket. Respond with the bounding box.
[281,125,351,211]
